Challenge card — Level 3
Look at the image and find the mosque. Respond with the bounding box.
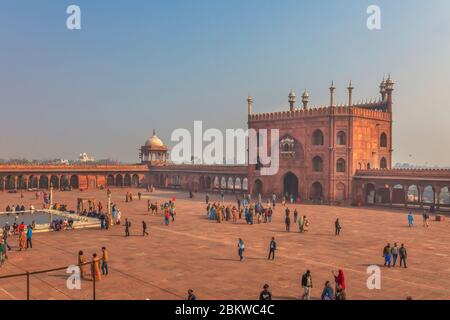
[1,77,450,209]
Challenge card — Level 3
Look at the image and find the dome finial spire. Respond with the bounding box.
[153,128,156,136]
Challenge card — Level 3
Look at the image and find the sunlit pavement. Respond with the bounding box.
[0,189,449,300]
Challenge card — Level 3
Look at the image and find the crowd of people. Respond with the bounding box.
[0,220,34,266]
[77,246,109,281]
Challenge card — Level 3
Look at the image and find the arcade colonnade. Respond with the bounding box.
[0,173,145,190]
[152,173,249,194]
[353,170,450,210]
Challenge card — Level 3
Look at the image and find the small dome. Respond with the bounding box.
[145,130,165,148]
[288,90,296,98]
[302,90,310,98]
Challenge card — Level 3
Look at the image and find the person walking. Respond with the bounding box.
[238,238,245,261]
[142,221,149,236]
[332,269,345,296]
[78,250,86,279]
[268,237,276,260]
[259,284,272,300]
[187,289,197,300]
[301,270,313,300]
[408,211,414,227]
[399,244,408,268]
[101,247,109,276]
[293,209,298,224]
[92,253,102,281]
[422,211,430,228]
[335,218,342,236]
[285,208,291,232]
[383,243,392,268]
[321,281,334,300]
[392,243,399,267]
[298,215,304,233]
[26,225,33,249]
[0,239,5,266]
[124,218,131,237]
[164,209,170,226]
[3,224,11,251]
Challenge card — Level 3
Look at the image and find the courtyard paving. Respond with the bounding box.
[0,188,449,300]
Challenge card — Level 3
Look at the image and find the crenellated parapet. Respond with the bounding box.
[249,103,391,123]
[355,168,450,179]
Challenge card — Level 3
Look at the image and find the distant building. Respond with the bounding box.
[78,153,95,163]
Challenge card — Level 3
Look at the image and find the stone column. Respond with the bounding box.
[389,186,393,207]
[404,186,408,208]
[435,187,441,210]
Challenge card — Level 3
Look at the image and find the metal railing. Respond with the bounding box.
[0,260,101,300]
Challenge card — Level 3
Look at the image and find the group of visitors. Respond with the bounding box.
[4,204,27,213]
[125,191,134,202]
[284,207,309,233]
[163,201,176,226]
[77,247,109,281]
[0,221,33,256]
[51,217,74,231]
[382,243,408,268]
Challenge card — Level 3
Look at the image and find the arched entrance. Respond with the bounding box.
[283,172,299,198]
[365,183,376,204]
[310,182,323,201]
[39,175,49,189]
[336,183,346,202]
[132,174,140,187]
[116,174,123,187]
[50,175,60,189]
[70,175,79,189]
[253,179,263,197]
[6,176,15,190]
[28,175,38,189]
[124,174,132,187]
[205,176,212,190]
[17,176,27,190]
[60,175,69,189]
[107,175,115,186]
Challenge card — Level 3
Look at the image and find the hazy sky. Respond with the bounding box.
[1,0,449,165]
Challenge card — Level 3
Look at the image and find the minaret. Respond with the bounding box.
[379,77,387,101]
[385,75,395,113]
[288,90,296,111]
[247,96,253,115]
[301,90,310,109]
[347,81,354,106]
[329,81,336,107]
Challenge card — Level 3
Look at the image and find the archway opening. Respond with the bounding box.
[29,176,38,189]
[124,174,132,187]
[283,172,299,198]
[70,175,79,189]
[336,183,346,201]
[39,175,49,189]
[116,174,123,187]
[60,175,69,189]
[132,174,140,187]
[440,187,450,206]
[50,175,60,189]
[310,182,323,201]
[253,179,263,197]
[407,185,419,204]
[107,175,115,186]
[365,183,376,204]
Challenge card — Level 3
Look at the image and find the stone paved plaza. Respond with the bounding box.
[0,188,449,300]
